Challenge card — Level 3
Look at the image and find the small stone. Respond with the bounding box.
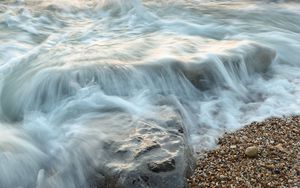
[245,146,258,158]
[219,175,227,180]
[275,144,285,152]
[265,164,275,170]
[230,145,237,149]
[273,168,280,174]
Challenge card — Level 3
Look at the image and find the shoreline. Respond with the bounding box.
[188,115,300,187]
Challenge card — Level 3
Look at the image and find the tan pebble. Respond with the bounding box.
[275,143,286,152]
[265,164,275,169]
[245,146,258,158]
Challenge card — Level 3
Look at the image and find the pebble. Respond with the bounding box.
[275,143,285,152]
[245,146,258,158]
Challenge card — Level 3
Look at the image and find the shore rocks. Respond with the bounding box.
[188,115,300,187]
[88,109,194,188]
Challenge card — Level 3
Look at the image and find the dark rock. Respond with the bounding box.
[90,111,194,188]
[147,158,176,173]
[178,127,184,134]
[273,168,280,174]
[140,175,150,183]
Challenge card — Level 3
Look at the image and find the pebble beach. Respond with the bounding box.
[188,116,300,187]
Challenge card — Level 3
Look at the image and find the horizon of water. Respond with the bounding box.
[1,0,300,187]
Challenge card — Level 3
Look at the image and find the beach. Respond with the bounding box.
[188,116,300,187]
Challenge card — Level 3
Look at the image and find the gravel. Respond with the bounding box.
[188,116,300,187]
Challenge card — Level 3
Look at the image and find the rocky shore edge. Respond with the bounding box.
[188,116,300,187]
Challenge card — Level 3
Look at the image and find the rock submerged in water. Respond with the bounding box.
[89,109,194,188]
[245,146,258,158]
[147,158,176,173]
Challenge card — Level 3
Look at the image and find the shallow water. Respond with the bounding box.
[1,0,300,187]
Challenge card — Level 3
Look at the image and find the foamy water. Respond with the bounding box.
[1,0,300,187]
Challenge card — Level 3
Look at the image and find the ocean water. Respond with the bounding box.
[1,0,300,187]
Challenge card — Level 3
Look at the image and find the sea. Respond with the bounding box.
[1,0,300,187]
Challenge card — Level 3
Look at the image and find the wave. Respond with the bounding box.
[0,41,275,121]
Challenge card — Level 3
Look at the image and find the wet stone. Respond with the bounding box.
[147,158,176,173]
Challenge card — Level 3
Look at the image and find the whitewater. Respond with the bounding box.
[1,0,300,187]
